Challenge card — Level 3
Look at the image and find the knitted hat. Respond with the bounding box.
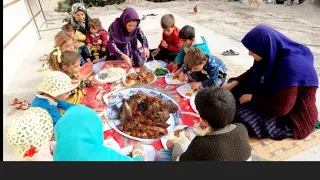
[6,107,54,160]
[71,3,87,15]
[37,71,79,97]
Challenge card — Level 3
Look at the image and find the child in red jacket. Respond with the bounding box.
[85,18,108,63]
[150,14,182,62]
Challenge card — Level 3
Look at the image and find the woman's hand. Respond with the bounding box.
[239,94,252,104]
[143,47,150,59]
[221,80,239,91]
[121,54,133,67]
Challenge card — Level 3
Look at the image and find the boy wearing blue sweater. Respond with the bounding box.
[172,25,210,73]
[183,47,227,91]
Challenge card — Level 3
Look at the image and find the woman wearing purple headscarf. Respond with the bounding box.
[108,8,150,67]
[222,25,319,140]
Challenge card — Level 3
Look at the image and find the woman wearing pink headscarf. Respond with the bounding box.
[108,8,150,67]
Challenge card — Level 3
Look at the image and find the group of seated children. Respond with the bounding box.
[6,3,251,161]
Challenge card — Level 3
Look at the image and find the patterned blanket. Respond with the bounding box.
[95,60,200,160]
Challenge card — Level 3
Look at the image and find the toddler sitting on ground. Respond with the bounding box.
[85,18,108,63]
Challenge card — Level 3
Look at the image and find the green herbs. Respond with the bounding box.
[154,68,169,76]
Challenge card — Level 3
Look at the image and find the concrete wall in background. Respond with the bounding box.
[3,0,45,92]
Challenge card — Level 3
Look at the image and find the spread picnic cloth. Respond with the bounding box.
[90,60,200,160]
[78,60,320,161]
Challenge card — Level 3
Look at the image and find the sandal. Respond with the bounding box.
[13,100,30,110]
[222,49,239,56]
[39,54,49,61]
[11,98,20,105]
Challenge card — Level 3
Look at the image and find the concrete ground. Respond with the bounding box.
[3,8,320,161]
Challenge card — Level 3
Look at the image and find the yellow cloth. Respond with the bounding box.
[60,89,85,114]
[75,30,86,48]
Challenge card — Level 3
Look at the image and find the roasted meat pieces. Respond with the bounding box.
[125,66,155,85]
[115,92,179,139]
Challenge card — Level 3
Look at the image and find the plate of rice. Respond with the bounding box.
[144,60,167,72]
[95,67,126,83]
[161,125,196,152]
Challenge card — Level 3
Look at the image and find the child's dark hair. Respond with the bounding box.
[184,47,207,69]
[160,14,175,29]
[61,23,75,33]
[48,50,81,76]
[88,18,102,29]
[195,87,236,129]
[178,25,195,40]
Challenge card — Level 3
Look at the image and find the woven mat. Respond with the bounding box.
[215,54,320,161]
[249,129,320,161]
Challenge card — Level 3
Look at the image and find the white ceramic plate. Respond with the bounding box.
[104,88,181,144]
[160,125,196,152]
[176,83,197,99]
[95,67,126,83]
[164,73,188,85]
[103,139,121,152]
[122,71,157,86]
[120,145,156,161]
[144,60,167,72]
[189,94,199,114]
[154,68,169,78]
[92,61,106,74]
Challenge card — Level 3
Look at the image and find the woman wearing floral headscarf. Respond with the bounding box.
[222,25,319,140]
[68,3,91,35]
[108,8,150,67]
